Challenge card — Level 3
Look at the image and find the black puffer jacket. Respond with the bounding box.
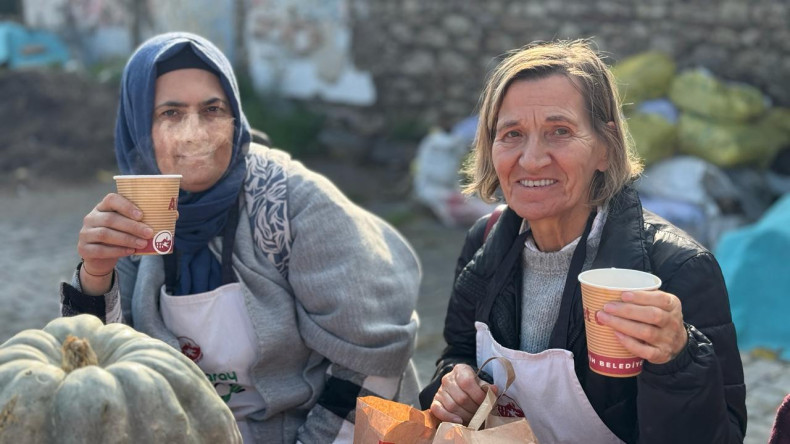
[419,187,746,443]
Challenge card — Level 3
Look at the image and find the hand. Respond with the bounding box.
[430,364,497,425]
[77,193,153,292]
[596,290,688,365]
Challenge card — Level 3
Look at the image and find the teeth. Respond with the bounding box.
[520,179,556,187]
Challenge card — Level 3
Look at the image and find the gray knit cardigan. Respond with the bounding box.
[63,144,422,443]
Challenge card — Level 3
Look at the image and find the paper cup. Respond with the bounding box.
[578,268,662,377]
[114,175,181,255]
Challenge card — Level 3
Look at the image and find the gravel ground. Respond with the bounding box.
[0,177,786,443]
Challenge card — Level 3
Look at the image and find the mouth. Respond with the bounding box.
[518,179,557,188]
[176,149,216,159]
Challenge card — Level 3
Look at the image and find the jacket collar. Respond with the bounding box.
[465,185,651,307]
[592,186,652,273]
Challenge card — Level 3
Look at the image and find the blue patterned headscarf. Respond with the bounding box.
[115,32,250,295]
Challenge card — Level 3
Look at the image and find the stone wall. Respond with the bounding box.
[344,0,790,133]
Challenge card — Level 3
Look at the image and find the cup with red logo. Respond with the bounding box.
[578,268,662,377]
[114,175,181,255]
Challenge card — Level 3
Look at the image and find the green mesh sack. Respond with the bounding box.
[763,107,790,136]
[669,69,766,123]
[611,51,676,108]
[627,112,677,166]
[677,113,789,168]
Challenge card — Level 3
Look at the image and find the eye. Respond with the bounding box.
[203,104,229,117]
[501,129,522,140]
[552,127,571,136]
[161,109,179,118]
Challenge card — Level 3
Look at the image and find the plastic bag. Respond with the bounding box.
[669,68,766,122]
[677,113,789,168]
[413,129,498,226]
[611,51,676,107]
[627,111,677,166]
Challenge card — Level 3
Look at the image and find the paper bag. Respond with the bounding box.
[353,395,440,444]
[433,357,539,444]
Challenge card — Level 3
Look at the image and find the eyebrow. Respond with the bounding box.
[546,115,577,125]
[495,115,577,132]
[202,97,229,107]
[154,97,229,109]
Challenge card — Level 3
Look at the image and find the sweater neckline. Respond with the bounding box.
[520,206,608,272]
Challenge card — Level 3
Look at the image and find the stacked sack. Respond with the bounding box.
[612,52,790,169]
[611,52,790,249]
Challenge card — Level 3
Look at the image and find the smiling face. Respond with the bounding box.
[492,75,609,244]
[152,68,234,193]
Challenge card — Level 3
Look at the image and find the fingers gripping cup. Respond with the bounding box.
[578,268,662,377]
[114,175,181,255]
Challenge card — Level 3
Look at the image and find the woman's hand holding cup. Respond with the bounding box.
[596,289,688,365]
[77,193,153,294]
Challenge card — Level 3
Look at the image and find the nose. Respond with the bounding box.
[518,136,551,170]
[173,113,208,144]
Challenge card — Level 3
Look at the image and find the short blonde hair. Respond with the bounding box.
[463,39,642,207]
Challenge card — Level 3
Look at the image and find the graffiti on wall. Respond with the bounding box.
[23,0,127,30]
[246,0,375,105]
[149,0,235,60]
[21,0,374,105]
[21,0,233,63]
[23,0,132,62]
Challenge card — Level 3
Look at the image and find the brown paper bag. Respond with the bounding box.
[353,395,440,444]
[433,357,539,444]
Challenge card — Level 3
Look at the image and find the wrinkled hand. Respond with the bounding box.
[77,193,153,290]
[596,290,688,365]
[430,364,496,425]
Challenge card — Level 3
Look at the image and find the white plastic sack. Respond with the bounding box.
[635,156,748,247]
[412,129,498,226]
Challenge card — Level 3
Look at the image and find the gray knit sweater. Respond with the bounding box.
[519,208,607,353]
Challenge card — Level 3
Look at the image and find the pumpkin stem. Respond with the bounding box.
[61,335,98,372]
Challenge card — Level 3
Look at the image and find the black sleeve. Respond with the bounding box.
[61,283,107,322]
[60,263,114,323]
[418,215,489,409]
[637,252,747,443]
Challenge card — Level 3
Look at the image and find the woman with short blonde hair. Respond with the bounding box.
[466,39,641,208]
[421,39,746,443]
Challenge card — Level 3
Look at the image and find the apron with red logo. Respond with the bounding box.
[476,321,623,444]
[161,282,264,443]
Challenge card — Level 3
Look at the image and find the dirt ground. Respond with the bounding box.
[0,69,118,188]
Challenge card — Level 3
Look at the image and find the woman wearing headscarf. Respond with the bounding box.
[61,32,421,443]
[419,40,746,443]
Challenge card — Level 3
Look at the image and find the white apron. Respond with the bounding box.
[161,282,265,443]
[475,322,623,444]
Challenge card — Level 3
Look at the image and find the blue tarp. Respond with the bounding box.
[0,21,69,68]
[716,193,790,359]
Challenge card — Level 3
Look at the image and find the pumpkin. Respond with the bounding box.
[0,314,241,444]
